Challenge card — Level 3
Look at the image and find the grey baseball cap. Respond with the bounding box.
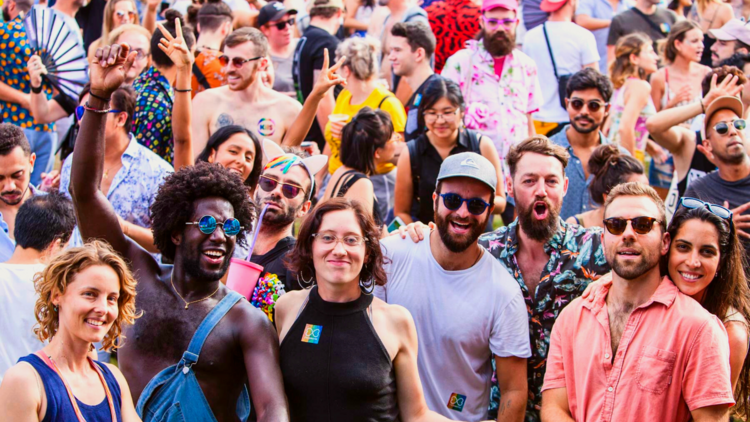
[436,152,497,193]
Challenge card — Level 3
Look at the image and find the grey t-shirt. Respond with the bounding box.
[607,7,679,46]
[271,52,295,95]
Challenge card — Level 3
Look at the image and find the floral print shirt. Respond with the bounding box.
[133,66,174,163]
[479,219,610,421]
[441,41,541,164]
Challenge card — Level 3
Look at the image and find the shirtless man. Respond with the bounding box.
[72,43,288,421]
[192,27,302,154]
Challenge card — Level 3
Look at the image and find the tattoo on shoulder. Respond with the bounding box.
[217,113,234,128]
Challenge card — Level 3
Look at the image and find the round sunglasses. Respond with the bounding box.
[219,55,262,68]
[713,119,746,136]
[439,193,491,215]
[603,216,660,235]
[185,215,243,237]
[259,175,304,199]
[568,98,607,113]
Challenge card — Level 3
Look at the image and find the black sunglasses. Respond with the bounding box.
[219,55,262,68]
[259,175,304,199]
[603,216,661,235]
[439,193,491,215]
[185,215,243,237]
[270,19,295,30]
[713,119,746,136]
[678,197,733,221]
[568,98,607,112]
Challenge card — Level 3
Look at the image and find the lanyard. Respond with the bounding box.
[35,351,117,422]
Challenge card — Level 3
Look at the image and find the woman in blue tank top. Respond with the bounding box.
[0,241,141,422]
[276,197,465,422]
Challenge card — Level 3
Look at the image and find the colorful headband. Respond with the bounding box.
[264,154,303,174]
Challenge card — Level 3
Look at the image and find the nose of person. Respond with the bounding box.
[686,249,702,268]
[532,180,548,199]
[620,220,638,241]
[331,239,348,256]
[209,223,228,243]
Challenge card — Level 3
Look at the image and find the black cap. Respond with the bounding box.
[257,1,297,27]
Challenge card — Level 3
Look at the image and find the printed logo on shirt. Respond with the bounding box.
[301,324,322,344]
[258,118,276,137]
[447,393,466,412]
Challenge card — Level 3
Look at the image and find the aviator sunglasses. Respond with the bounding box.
[186,215,243,237]
[713,119,746,136]
[439,193,491,215]
[259,175,304,199]
[603,216,661,235]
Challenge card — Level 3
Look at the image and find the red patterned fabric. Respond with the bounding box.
[426,0,482,73]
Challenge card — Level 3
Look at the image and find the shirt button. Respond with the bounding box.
[604,353,610,359]
[608,387,613,392]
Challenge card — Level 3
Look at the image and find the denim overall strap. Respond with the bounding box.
[181,291,243,369]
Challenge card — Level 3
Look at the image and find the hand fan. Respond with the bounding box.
[23,6,89,99]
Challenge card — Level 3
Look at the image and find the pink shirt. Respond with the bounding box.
[543,276,734,421]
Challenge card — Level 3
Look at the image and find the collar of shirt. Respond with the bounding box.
[137,66,173,97]
[584,275,678,314]
[551,125,607,150]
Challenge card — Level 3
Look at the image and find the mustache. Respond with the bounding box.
[0,190,21,196]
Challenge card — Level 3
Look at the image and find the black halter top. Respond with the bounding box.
[280,286,399,422]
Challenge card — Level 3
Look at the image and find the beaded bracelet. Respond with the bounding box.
[83,102,112,114]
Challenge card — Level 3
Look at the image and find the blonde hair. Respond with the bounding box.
[603,182,667,231]
[335,37,381,81]
[34,240,140,352]
[609,33,651,89]
[101,0,140,46]
[109,23,151,46]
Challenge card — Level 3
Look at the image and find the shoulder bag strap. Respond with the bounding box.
[466,129,482,152]
[542,23,559,80]
[182,291,243,366]
[377,94,395,109]
[192,61,211,90]
[630,7,669,35]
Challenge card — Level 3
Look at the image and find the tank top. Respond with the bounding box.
[330,169,383,225]
[280,286,399,422]
[607,79,657,168]
[662,68,704,125]
[19,354,123,422]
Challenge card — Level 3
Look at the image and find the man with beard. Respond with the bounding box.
[549,68,623,220]
[542,182,734,421]
[248,140,327,291]
[377,152,530,421]
[72,43,289,421]
[192,27,302,154]
[0,124,37,262]
[442,0,542,165]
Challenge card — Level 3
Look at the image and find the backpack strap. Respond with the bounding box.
[181,290,243,368]
[377,95,395,109]
[466,129,482,153]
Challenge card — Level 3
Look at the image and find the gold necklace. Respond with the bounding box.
[170,274,221,310]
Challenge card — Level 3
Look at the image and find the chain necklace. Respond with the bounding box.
[170,274,221,310]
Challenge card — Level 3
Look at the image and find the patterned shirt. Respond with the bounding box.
[133,66,174,163]
[59,135,173,247]
[441,42,541,164]
[0,17,54,131]
[478,219,610,421]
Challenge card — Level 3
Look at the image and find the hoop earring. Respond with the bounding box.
[359,277,375,295]
[297,268,315,289]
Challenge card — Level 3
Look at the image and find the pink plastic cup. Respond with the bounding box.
[226,258,264,300]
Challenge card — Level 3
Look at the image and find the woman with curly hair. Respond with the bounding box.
[0,240,141,421]
[276,197,459,422]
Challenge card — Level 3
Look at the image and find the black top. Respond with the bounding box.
[407,128,482,224]
[700,33,716,67]
[250,236,299,292]
[676,131,716,199]
[75,0,107,52]
[280,286,399,422]
[55,93,78,116]
[330,170,384,225]
[404,73,441,142]
[292,25,341,150]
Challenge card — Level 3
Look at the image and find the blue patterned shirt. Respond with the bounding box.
[133,66,174,163]
[0,185,43,261]
[479,219,610,421]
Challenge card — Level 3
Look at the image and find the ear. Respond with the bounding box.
[738,47,749,55]
[262,138,285,161]
[506,175,514,200]
[298,199,312,218]
[29,152,36,172]
[562,175,569,197]
[207,148,217,163]
[117,111,128,128]
[171,229,183,248]
[661,230,671,256]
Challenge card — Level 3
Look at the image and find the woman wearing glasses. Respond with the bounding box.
[393,77,505,225]
[87,0,140,63]
[276,197,467,422]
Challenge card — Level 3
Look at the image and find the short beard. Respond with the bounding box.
[517,197,559,243]
[609,241,659,280]
[178,238,232,281]
[0,186,27,206]
[255,196,299,231]
[435,210,488,253]
[482,28,515,57]
[570,116,600,134]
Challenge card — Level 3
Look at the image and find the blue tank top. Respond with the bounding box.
[19,354,123,422]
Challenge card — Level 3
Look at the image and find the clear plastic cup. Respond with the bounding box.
[226,259,264,300]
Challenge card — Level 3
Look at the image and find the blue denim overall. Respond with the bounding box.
[136,291,251,422]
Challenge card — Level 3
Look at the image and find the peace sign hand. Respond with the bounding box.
[157,17,194,70]
[310,48,346,100]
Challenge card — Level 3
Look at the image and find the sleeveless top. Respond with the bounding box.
[330,169,384,225]
[280,286,399,422]
[407,128,482,224]
[661,68,704,125]
[606,79,657,168]
[19,354,123,422]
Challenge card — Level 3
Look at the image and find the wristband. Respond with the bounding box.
[174,87,192,92]
[89,91,111,102]
[83,102,112,114]
[30,84,42,94]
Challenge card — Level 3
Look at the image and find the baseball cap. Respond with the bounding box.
[436,152,497,193]
[257,1,297,28]
[308,0,344,11]
[481,0,518,13]
[540,0,567,13]
[703,96,745,139]
[709,19,750,45]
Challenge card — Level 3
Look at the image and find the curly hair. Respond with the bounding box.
[34,240,139,352]
[285,198,388,291]
[150,161,256,260]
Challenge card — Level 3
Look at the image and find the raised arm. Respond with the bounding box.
[27,55,69,123]
[142,0,159,34]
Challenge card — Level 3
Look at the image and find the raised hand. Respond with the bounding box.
[92,43,137,98]
[27,55,47,88]
[724,200,750,239]
[309,48,347,99]
[703,74,743,107]
[157,18,193,70]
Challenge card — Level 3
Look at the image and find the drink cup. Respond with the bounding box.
[328,114,350,140]
[226,259,264,300]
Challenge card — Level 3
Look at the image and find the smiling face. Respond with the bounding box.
[389,35,418,77]
[0,146,34,206]
[223,42,265,91]
[254,164,311,230]
[567,88,609,134]
[668,218,720,299]
[312,209,366,287]
[208,133,257,182]
[112,0,136,27]
[705,108,748,165]
[53,265,120,345]
[433,177,493,253]
[424,97,462,139]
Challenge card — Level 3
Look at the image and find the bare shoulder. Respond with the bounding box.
[0,361,42,406]
[276,289,311,315]
[626,78,652,97]
[1,362,39,390]
[226,296,274,330]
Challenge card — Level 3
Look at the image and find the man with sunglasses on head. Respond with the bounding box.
[192,27,303,154]
[542,182,734,421]
[258,2,299,97]
[378,152,530,421]
[72,43,289,421]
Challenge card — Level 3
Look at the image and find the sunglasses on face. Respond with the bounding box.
[75,106,122,121]
[259,175,304,199]
[270,19,295,30]
[185,215,243,237]
[713,119,746,136]
[439,193,491,215]
[115,10,136,19]
[568,98,607,112]
[678,197,733,221]
[482,16,518,30]
[218,55,262,68]
[603,216,661,235]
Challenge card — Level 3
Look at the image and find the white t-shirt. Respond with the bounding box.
[0,263,46,382]
[523,21,600,123]
[376,230,530,420]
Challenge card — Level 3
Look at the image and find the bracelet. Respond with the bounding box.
[174,87,192,92]
[83,102,112,114]
[30,84,42,94]
[89,91,111,102]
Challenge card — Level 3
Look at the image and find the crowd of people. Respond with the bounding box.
[0,0,749,419]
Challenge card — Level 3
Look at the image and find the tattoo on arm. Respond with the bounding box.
[498,398,512,415]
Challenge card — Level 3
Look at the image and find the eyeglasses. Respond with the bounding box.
[185,215,243,237]
[269,19,295,30]
[603,216,661,235]
[312,232,367,247]
[218,55,263,68]
[259,175,304,199]
[423,109,458,124]
[712,119,746,136]
[481,16,518,30]
[115,10,136,19]
[568,98,607,112]
[439,193,491,215]
[678,197,733,221]
[75,106,122,121]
